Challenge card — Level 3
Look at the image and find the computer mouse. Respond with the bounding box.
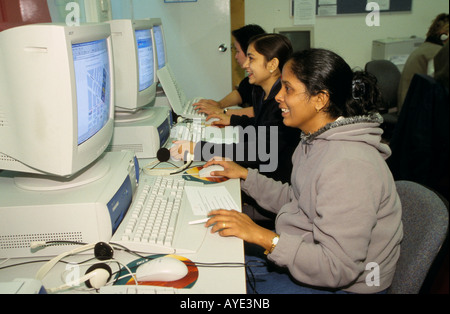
[135,256,188,282]
[199,165,224,178]
[206,118,220,125]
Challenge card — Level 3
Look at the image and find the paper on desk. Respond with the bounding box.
[184,185,240,216]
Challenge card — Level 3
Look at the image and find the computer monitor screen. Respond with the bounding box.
[73,39,111,145]
[0,23,114,177]
[274,26,314,52]
[152,22,167,70]
[135,29,155,92]
[107,19,158,113]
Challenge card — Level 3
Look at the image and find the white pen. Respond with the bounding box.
[188,218,209,225]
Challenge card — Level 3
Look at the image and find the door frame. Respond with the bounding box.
[230,0,246,90]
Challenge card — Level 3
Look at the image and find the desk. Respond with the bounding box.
[0,161,246,294]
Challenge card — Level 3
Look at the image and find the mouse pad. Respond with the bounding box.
[114,254,198,289]
[183,166,229,184]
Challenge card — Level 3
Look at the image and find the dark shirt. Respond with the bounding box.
[237,77,253,107]
[196,79,301,183]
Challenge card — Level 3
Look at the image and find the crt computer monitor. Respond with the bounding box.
[0,23,115,177]
[107,19,158,115]
[149,18,168,70]
[274,26,314,52]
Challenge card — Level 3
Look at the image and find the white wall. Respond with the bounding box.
[245,0,449,69]
[111,0,232,99]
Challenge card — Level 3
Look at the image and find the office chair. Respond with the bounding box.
[365,59,401,141]
[388,181,449,294]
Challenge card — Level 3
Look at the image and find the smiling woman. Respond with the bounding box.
[203,48,403,294]
[172,33,301,185]
[243,33,292,96]
[277,49,380,133]
[193,24,266,117]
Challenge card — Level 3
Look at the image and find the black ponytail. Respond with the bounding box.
[346,71,381,116]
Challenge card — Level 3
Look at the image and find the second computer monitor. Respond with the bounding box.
[149,18,168,71]
[107,19,158,113]
[274,26,314,52]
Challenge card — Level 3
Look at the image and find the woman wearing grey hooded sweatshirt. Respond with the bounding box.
[204,49,403,294]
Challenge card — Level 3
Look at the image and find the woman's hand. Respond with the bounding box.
[205,209,277,251]
[203,158,248,180]
[169,140,195,161]
[193,99,222,116]
[206,113,231,126]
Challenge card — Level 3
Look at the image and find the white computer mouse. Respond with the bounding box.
[205,118,220,125]
[135,257,188,282]
[198,165,225,178]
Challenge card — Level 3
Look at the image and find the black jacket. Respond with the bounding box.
[388,74,449,200]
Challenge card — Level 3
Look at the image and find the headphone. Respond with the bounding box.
[143,147,193,176]
[34,242,115,292]
[441,33,449,42]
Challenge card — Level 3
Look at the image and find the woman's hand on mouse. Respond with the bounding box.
[203,157,248,180]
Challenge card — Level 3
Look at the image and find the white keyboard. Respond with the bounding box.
[173,121,205,142]
[183,97,206,119]
[110,175,207,254]
[157,65,205,119]
[172,121,240,145]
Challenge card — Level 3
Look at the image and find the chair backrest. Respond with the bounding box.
[365,59,401,112]
[388,181,449,294]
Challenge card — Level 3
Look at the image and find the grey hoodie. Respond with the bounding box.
[241,114,403,293]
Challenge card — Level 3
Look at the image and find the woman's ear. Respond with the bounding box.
[268,58,280,73]
[314,91,330,113]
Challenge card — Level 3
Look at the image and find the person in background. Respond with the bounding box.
[192,24,266,119]
[204,49,403,294]
[397,13,449,111]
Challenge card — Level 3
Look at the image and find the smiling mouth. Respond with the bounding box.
[281,108,290,113]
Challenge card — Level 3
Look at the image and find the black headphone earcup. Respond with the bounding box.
[94,242,114,261]
[157,148,171,162]
[85,263,112,289]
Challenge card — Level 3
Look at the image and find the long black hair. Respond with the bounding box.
[288,48,380,118]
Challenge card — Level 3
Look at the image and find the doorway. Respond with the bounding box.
[230,0,245,90]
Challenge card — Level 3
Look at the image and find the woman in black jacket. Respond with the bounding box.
[171,34,300,184]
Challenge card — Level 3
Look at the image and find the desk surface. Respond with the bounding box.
[0,163,246,294]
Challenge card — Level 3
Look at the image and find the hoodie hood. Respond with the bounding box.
[300,113,391,160]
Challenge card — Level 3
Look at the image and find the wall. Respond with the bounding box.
[111,0,232,99]
[245,0,449,69]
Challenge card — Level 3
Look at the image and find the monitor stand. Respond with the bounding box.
[13,156,110,192]
[114,108,156,123]
[108,106,172,159]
